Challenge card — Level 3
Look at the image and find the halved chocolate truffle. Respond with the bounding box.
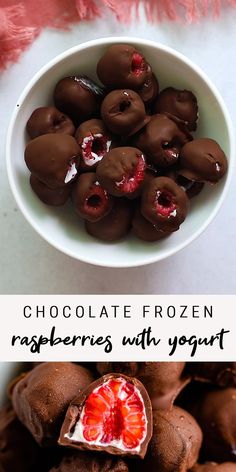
[101,90,149,136]
[49,452,129,472]
[75,119,114,171]
[71,172,114,222]
[133,114,192,168]
[141,176,189,232]
[59,373,153,458]
[191,463,236,471]
[30,174,72,206]
[12,362,94,446]
[179,138,228,183]
[54,75,104,124]
[96,147,146,197]
[139,406,202,472]
[85,198,133,241]
[25,134,80,189]
[153,87,198,131]
[97,44,150,90]
[26,106,75,139]
[187,363,236,387]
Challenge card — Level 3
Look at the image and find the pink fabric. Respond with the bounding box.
[0,0,236,71]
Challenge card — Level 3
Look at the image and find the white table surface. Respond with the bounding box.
[1,7,236,294]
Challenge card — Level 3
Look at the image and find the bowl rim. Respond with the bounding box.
[6,36,235,268]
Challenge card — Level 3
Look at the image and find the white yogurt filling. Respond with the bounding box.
[64,162,77,184]
[82,134,111,166]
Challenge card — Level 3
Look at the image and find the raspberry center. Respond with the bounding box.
[82,133,111,166]
[131,52,146,76]
[84,183,109,218]
[116,154,146,194]
[156,190,177,217]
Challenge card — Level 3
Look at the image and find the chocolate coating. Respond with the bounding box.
[12,362,94,446]
[26,106,75,139]
[85,198,133,241]
[96,147,146,197]
[71,172,114,222]
[191,463,236,471]
[0,405,40,472]
[134,114,192,168]
[30,174,72,206]
[54,76,104,124]
[140,406,202,472]
[190,388,236,463]
[25,134,80,189]
[165,168,205,199]
[59,373,153,458]
[49,452,129,472]
[188,363,236,387]
[154,87,198,131]
[179,138,228,183]
[101,89,149,136]
[75,119,114,171]
[141,176,189,232]
[97,44,149,90]
[137,67,159,104]
[132,207,172,242]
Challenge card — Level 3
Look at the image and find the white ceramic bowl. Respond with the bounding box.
[6,37,234,268]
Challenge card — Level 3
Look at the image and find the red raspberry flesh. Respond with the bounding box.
[162,142,179,163]
[131,53,146,76]
[116,154,146,194]
[82,133,111,167]
[156,190,177,217]
[80,377,147,451]
[84,183,110,219]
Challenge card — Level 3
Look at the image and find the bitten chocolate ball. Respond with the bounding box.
[141,176,189,232]
[30,174,72,206]
[75,119,113,171]
[96,147,146,197]
[188,363,236,387]
[26,106,75,139]
[179,138,228,183]
[132,207,171,242]
[97,44,150,90]
[190,388,236,463]
[139,406,202,472]
[191,463,236,471]
[0,405,40,472]
[154,87,198,131]
[71,173,114,222]
[12,362,94,446]
[54,76,104,124]
[101,90,149,136]
[85,198,133,241]
[49,452,130,472]
[25,134,80,189]
[133,114,192,168]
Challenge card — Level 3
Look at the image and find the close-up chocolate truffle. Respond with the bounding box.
[25,133,80,189]
[75,119,114,171]
[26,106,75,139]
[139,406,202,472]
[141,176,189,232]
[97,44,150,90]
[85,198,133,241]
[133,114,192,168]
[71,172,114,222]
[179,138,228,183]
[54,75,104,124]
[191,463,236,471]
[12,362,94,447]
[96,147,146,197]
[101,89,149,136]
[59,373,153,459]
[30,174,72,206]
[49,451,129,472]
[153,87,198,131]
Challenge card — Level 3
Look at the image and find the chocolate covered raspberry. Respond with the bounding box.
[141,176,189,232]
[101,89,149,137]
[137,66,159,104]
[191,463,236,471]
[97,44,150,90]
[49,452,130,472]
[72,173,113,222]
[96,147,146,198]
[30,174,72,206]
[75,119,113,171]
[179,138,228,183]
[132,207,171,242]
[165,168,205,199]
[154,87,198,131]
[187,363,236,387]
[54,75,104,124]
[133,114,192,168]
[25,134,80,189]
[26,106,75,139]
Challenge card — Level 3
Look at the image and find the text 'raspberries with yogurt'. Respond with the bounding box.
[24,43,228,243]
